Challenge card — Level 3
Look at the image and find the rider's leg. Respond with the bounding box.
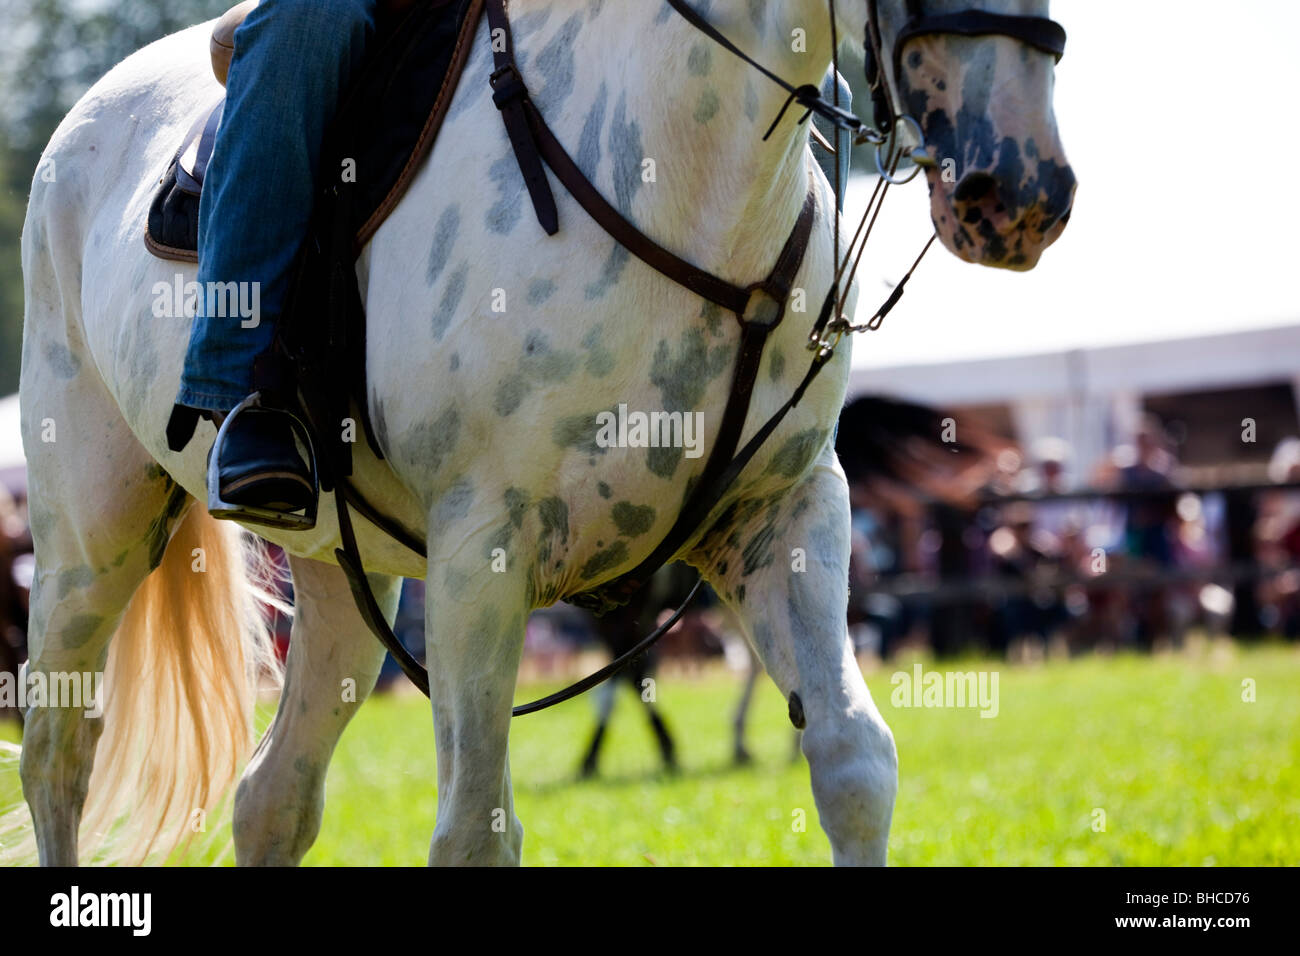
[175,0,377,516]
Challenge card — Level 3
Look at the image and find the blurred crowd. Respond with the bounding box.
[846,416,1300,659]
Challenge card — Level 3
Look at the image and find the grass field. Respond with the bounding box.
[3,641,1299,865]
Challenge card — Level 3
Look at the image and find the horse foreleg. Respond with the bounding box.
[691,450,898,865]
[424,550,528,866]
[233,556,396,865]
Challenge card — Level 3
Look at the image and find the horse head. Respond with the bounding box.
[858,0,1076,269]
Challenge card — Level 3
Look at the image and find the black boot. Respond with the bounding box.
[209,403,317,529]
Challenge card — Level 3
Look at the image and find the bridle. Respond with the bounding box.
[862,0,1066,182]
[340,0,1067,716]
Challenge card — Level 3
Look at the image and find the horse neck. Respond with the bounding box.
[530,0,837,282]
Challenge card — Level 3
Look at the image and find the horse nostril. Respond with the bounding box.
[952,172,996,204]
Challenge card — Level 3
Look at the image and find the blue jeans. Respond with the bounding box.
[176,0,377,413]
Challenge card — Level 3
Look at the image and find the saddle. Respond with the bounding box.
[147,0,482,263]
[155,0,484,502]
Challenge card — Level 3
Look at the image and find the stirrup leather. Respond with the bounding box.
[207,392,320,531]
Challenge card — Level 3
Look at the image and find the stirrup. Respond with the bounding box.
[207,392,320,531]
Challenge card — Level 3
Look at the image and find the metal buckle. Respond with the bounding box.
[875,114,932,184]
[489,64,527,109]
[206,392,320,532]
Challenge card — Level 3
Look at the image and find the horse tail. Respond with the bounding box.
[0,505,284,864]
[86,505,284,863]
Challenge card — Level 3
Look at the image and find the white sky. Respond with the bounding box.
[846,0,1300,371]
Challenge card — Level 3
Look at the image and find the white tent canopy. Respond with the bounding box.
[844,0,1300,401]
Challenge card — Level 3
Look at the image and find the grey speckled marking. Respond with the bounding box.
[553,409,614,455]
[768,347,785,382]
[651,328,731,413]
[597,481,612,499]
[494,377,531,417]
[426,205,460,287]
[435,477,475,533]
[537,496,569,564]
[584,244,630,300]
[404,405,462,472]
[537,496,569,543]
[44,340,81,380]
[647,329,731,478]
[431,263,468,340]
[581,324,616,377]
[687,43,712,76]
[576,82,609,180]
[612,501,656,537]
[63,614,105,650]
[744,80,759,124]
[747,0,768,36]
[521,331,578,383]
[609,94,644,215]
[527,278,557,305]
[581,541,628,581]
[450,353,460,371]
[57,565,94,600]
[695,89,720,124]
[701,301,724,336]
[532,13,584,113]
[486,154,525,235]
[505,487,529,528]
[765,428,826,479]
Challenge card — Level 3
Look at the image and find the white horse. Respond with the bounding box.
[10,0,1072,865]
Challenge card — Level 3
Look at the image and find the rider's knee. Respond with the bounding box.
[247,0,376,52]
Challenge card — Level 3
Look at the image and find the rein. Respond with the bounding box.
[339,0,1066,716]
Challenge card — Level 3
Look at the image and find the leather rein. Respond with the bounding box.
[338,0,1066,716]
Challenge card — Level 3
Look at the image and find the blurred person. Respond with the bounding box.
[987,502,1067,658]
[0,485,31,721]
[1257,438,1300,637]
[1106,415,1182,648]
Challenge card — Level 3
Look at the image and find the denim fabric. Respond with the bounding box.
[176,0,378,412]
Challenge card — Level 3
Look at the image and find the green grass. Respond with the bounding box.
[4,642,1299,865]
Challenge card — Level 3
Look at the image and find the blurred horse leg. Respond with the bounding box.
[732,643,759,764]
[578,677,618,778]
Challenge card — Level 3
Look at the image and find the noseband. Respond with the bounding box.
[863,0,1066,179]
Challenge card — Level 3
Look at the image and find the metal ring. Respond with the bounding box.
[874,114,929,185]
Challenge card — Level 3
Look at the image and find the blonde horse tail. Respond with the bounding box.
[1,504,284,864]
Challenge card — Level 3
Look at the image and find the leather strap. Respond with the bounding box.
[574,189,818,610]
[892,11,1065,90]
[485,0,558,235]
